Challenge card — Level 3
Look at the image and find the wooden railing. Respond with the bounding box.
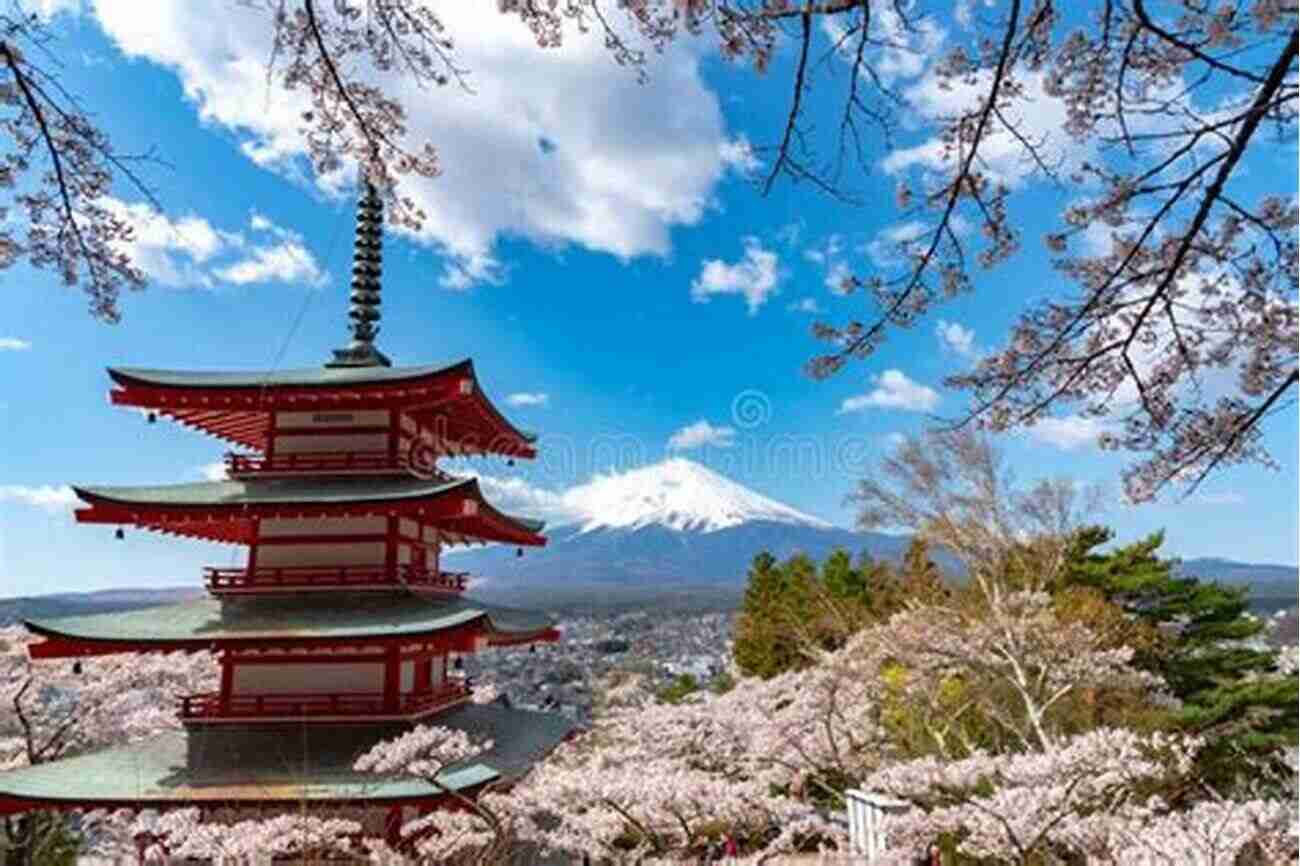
[179,683,471,722]
[225,451,398,475]
[203,564,468,593]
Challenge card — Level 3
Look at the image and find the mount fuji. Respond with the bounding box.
[451,458,923,598]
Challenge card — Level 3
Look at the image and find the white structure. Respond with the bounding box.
[845,789,910,862]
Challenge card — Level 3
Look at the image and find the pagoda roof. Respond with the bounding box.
[110,362,471,390]
[72,476,546,546]
[24,593,557,656]
[107,360,537,458]
[0,703,576,811]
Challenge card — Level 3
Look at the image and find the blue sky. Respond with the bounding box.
[2,2,1296,597]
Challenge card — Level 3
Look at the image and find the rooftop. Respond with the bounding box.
[24,593,557,652]
[0,703,575,809]
[109,361,473,390]
[72,476,546,546]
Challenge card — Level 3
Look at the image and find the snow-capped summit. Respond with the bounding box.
[564,457,831,534]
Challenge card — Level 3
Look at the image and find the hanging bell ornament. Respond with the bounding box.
[515,547,524,558]
[114,527,125,540]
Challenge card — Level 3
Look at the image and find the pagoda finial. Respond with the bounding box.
[327,174,391,368]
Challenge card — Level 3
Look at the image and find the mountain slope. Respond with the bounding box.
[453,458,942,589]
[453,459,1298,610]
[563,458,830,533]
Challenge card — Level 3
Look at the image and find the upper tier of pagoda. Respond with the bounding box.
[72,475,545,546]
[109,360,537,460]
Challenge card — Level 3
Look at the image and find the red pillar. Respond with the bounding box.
[219,652,234,713]
[383,644,401,712]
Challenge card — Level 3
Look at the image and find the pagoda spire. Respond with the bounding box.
[327,175,391,368]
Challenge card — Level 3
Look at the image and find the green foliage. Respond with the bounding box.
[707,670,736,694]
[1061,526,1298,791]
[656,673,699,705]
[1,812,81,866]
[733,541,947,678]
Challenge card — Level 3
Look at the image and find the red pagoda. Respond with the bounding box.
[0,183,573,822]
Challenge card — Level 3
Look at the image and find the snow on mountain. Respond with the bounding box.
[564,458,831,533]
[466,457,832,534]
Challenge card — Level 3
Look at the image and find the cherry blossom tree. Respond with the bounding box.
[849,427,1102,590]
[83,807,365,864]
[353,725,520,865]
[0,626,216,866]
[869,727,1298,866]
[780,1,1299,502]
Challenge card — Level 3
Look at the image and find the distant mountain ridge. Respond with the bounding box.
[4,459,1294,618]
[450,458,1297,608]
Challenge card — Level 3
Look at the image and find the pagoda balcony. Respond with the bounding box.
[203,564,469,595]
[223,450,453,479]
[178,683,472,724]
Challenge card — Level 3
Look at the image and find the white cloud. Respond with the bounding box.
[26,0,82,18]
[936,320,976,357]
[803,234,843,266]
[690,237,781,315]
[839,370,940,413]
[865,220,928,268]
[104,199,326,288]
[788,297,822,314]
[821,6,945,89]
[719,135,761,174]
[87,2,734,288]
[1024,415,1105,451]
[666,420,737,452]
[196,461,227,481]
[0,338,31,351]
[824,260,854,295]
[103,198,233,288]
[464,472,581,525]
[775,221,804,247]
[0,484,78,511]
[440,253,507,291]
[214,239,326,287]
[506,392,549,407]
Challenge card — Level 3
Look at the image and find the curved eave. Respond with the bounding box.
[461,361,539,458]
[0,706,577,814]
[22,595,557,658]
[106,360,539,460]
[107,361,474,392]
[70,478,546,547]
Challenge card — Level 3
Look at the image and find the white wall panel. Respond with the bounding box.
[273,433,389,454]
[257,541,385,567]
[231,662,385,694]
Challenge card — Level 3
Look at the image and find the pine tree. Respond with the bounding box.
[1061,527,1297,790]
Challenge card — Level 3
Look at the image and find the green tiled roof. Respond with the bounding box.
[73,476,546,534]
[77,476,473,507]
[24,594,555,645]
[0,704,576,806]
[109,361,471,389]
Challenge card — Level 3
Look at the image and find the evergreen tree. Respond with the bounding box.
[1061,527,1298,790]
[734,552,809,678]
